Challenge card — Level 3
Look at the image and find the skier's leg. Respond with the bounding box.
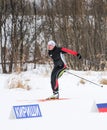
[48,67,59,99]
[57,67,66,78]
[51,67,59,94]
[51,65,66,94]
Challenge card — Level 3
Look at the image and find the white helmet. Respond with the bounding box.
[48,40,56,46]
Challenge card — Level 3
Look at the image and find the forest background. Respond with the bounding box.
[0,0,107,73]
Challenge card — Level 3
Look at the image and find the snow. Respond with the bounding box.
[0,68,107,130]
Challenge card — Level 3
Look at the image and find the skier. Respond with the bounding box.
[47,40,82,99]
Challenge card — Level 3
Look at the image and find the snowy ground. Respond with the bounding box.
[0,67,107,130]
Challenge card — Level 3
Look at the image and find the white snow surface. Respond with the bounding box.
[0,68,107,130]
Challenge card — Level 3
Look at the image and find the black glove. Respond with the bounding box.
[77,53,82,59]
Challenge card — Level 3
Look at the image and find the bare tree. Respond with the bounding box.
[0,0,107,73]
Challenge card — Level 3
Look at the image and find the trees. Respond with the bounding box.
[0,0,107,73]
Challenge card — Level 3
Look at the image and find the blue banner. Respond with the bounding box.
[13,104,42,119]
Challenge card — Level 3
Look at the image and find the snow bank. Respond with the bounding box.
[0,69,107,130]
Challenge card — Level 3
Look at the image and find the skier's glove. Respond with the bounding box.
[77,53,82,59]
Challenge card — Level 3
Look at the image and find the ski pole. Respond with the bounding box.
[66,70,103,87]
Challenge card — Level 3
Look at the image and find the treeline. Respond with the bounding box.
[0,0,107,73]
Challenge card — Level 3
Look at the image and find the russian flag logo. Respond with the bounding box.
[96,103,107,112]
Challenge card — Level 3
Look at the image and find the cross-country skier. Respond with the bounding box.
[47,40,82,99]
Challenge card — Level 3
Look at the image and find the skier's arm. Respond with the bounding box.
[61,47,78,56]
[61,47,82,59]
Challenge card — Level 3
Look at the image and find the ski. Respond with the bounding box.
[37,98,70,102]
[16,98,70,102]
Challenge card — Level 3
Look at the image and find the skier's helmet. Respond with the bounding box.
[48,40,56,46]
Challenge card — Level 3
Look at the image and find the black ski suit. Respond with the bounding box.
[48,46,80,94]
